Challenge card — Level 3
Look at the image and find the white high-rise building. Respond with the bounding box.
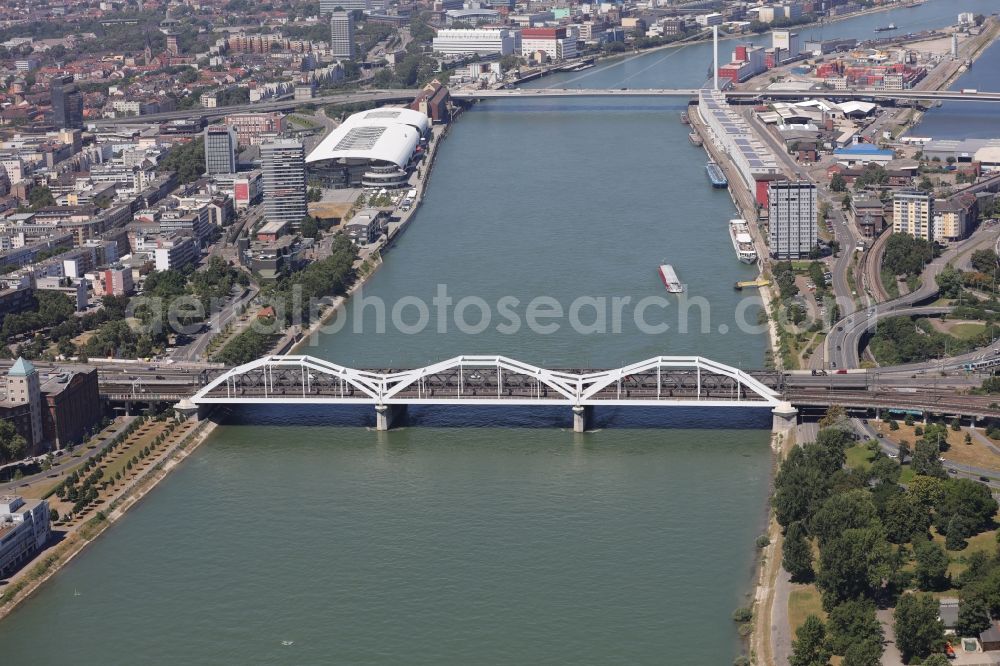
[772,30,800,57]
[261,140,307,229]
[768,181,817,259]
[431,28,517,56]
[893,190,934,241]
[330,11,356,60]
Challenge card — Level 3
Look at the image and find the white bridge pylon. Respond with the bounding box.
[191,354,781,409]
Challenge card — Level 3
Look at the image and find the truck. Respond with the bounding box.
[961,88,978,94]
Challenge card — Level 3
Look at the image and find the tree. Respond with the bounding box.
[28,185,55,210]
[923,656,952,666]
[783,521,814,582]
[157,137,205,183]
[842,638,884,666]
[945,514,973,551]
[912,439,946,478]
[773,447,832,527]
[970,249,999,275]
[827,599,883,655]
[830,172,847,192]
[882,491,930,544]
[0,419,27,462]
[913,540,949,591]
[810,489,880,546]
[869,456,900,486]
[894,593,945,663]
[301,215,319,239]
[935,478,998,535]
[956,595,991,637]
[817,527,892,609]
[898,440,910,462]
[818,406,847,429]
[791,615,831,666]
[918,175,935,192]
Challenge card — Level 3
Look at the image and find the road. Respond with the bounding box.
[169,284,260,363]
[0,416,138,495]
[853,419,999,487]
[90,89,419,126]
[827,226,1000,368]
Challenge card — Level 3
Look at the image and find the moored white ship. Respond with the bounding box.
[729,219,758,264]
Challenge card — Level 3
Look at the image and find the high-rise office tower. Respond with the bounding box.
[261,140,307,228]
[204,124,238,175]
[50,75,83,129]
[330,11,356,60]
[768,181,817,259]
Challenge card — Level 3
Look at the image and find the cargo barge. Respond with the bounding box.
[658,264,685,293]
[705,161,728,188]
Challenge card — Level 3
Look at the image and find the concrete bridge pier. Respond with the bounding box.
[572,405,593,433]
[174,398,211,422]
[375,404,407,431]
[772,401,798,437]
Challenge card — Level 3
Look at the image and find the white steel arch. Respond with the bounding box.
[191,354,781,407]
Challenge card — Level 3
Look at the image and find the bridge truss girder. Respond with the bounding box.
[191,355,781,408]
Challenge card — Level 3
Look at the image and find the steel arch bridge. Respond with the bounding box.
[190,355,782,431]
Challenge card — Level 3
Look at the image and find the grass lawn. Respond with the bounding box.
[846,443,876,470]
[872,422,1000,475]
[789,584,826,636]
[947,322,987,340]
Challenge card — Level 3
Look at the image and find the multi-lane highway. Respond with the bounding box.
[89,89,418,126]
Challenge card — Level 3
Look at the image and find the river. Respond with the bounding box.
[0,1,992,663]
[916,38,1000,140]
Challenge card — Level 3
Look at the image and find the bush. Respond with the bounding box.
[756,534,771,548]
[733,606,753,623]
[889,420,900,431]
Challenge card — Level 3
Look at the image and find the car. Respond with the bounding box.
[948,468,957,474]
[939,457,946,462]
[888,452,897,458]
[837,326,843,331]
[877,433,884,438]
[980,476,991,483]
[862,419,869,424]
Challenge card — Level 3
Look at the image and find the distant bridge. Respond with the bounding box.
[450,88,1000,103]
[91,85,1000,127]
[190,355,782,431]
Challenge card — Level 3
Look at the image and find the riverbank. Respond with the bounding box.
[0,416,218,621]
[688,100,789,666]
[513,0,911,88]
[285,118,456,356]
